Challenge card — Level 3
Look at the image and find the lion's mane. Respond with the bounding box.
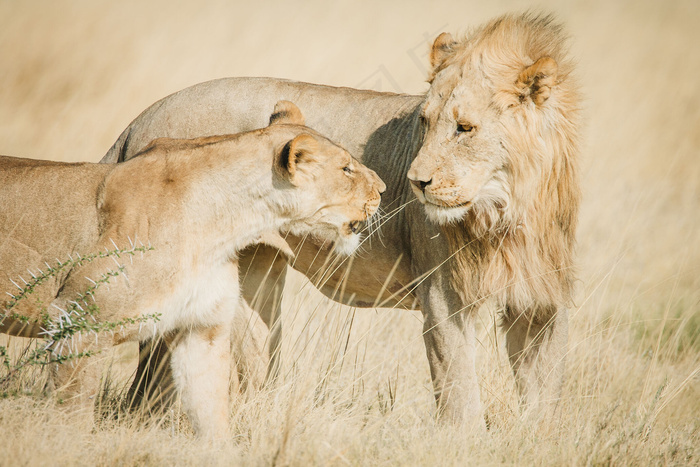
[441,14,580,319]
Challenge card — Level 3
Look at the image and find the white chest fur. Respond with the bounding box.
[134,258,240,341]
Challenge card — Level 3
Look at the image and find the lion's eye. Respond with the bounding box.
[456,122,475,135]
[343,166,354,175]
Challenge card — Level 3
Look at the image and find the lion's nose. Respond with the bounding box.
[409,177,431,193]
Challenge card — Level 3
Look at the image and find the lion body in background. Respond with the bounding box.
[103,13,579,426]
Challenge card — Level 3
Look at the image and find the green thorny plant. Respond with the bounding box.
[0,243,160,388]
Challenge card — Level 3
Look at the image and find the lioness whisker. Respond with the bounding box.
[313,199,414,293]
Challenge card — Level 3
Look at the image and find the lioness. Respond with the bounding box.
[0,101,385,438]
[103,13,579,427]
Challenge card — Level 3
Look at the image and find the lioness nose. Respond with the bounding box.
[409,177,431,193]
[376,177,386,194]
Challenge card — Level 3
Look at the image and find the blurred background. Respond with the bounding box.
[0,0,698,462]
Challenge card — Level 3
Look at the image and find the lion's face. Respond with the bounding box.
[407,28,563,231]
[408,65,511,227]
[277,131,385,255]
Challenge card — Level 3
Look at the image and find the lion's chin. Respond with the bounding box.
[423,203,470,225]
[333,233,361,256]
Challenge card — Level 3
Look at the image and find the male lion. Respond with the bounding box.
[0,101,385,438]
[102,13,579,427]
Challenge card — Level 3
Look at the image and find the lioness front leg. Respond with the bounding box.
[169,319,232,439]
[418,274,484,429]
[128,287,270,410]
[501,305,568,422]
[128,245,283,407]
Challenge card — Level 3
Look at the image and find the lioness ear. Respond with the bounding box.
[276,133,318,186]
[429,32,457,77]
[516,56,558,106]
[269,100,305,126]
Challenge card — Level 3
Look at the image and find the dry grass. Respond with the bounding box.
[1,0,699,465]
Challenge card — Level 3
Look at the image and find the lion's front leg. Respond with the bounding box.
[230,299,270,394]
[169,318,232,439]
[501,305,568,422]
[127,338,176,412]
[239,244,287,385]
[418,274,484,430]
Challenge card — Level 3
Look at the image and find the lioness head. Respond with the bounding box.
[407,14,577,232]
[269,101,386,255]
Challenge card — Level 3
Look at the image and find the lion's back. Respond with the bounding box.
[102,77,421,164]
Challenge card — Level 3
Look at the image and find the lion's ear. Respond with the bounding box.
[516,57,558,106]
[269,100,305,126]
[429,32,456,76]
[276,133,318,186]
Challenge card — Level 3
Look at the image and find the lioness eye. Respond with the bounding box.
[343,166,353,174]
[456,122,475,135]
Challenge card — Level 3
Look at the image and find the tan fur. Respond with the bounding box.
[0,101,385,438]
[99,12,579,430]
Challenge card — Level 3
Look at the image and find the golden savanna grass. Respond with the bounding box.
[1,0,699,464]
